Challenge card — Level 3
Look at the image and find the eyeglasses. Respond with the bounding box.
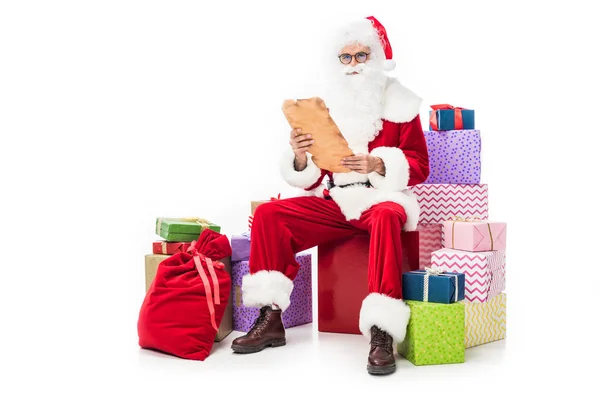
[338,52,370,65]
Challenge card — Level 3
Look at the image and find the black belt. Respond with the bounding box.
[326,180,371,190]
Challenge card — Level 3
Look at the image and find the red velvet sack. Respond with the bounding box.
[138,229,232,360]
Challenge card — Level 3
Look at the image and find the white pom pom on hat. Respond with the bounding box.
[382,59,396,71]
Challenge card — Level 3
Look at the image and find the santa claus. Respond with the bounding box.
[231,16,429,376]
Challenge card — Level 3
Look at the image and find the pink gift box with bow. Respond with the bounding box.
[442,220,507,252]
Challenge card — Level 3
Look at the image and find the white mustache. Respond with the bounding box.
[342,63,367,75]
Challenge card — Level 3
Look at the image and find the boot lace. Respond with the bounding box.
[249,306,271,334]
[371,326,392,349]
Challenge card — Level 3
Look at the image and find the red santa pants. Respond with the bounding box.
[242,195,412,342]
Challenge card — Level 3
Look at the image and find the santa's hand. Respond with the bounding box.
[289,128,314,156]
[341,154,385,175]
[289,128,313,171]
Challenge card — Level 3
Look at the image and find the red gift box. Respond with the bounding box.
[152,241,192,255]
[317,231,419,334]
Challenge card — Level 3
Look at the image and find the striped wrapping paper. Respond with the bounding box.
[465,292,507,348]
[431,248,505,303]
[417,223,443,269]
[411,184,488,224]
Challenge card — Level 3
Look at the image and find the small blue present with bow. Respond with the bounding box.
[402,268,465,304]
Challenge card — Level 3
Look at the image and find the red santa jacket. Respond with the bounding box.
[279,78,429,230]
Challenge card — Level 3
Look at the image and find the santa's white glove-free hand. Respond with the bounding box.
[341,154,385,175]
[289,128,314,171]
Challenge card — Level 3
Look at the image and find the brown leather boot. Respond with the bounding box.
[367,326,396,376]
[231,306,286,354]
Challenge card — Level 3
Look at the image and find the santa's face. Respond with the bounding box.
[325,41,387,148]
[338,43,372,75]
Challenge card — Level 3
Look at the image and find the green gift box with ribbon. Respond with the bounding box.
[398,300,465,366]
[155,217,221,242]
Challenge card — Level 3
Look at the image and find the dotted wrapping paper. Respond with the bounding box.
[398,301,465,366]
[231,254,312,332]
[423,130,481,184]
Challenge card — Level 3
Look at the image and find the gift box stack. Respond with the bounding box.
[230,198,312,332]
[397,105,507,366]
[414,105,485,269]
[146,217,221,290]
[144,217,233,342]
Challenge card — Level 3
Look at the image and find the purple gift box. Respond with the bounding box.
[423,129,481,184]
[231,232,251,262]
[232,254,312,332]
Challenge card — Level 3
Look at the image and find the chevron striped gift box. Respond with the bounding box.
[411,184,489,224]
[417,223,443,269]
[465,293,506,348]
[431,248,505,303]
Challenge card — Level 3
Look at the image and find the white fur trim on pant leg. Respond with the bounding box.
[359,293,411,343]
[241,270,294,312]
[368,147,410,192]
[279,148,322,189]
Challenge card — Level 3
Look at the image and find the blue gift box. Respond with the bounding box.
[429,109,475,131]
[402,270,465,304]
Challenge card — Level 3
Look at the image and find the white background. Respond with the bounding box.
[1,0,598,398]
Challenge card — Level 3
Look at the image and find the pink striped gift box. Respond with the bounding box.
[431,248,505,303]
[411,184,489,224]
[417,223,443,269]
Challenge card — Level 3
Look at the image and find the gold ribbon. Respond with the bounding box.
[450,216,494,251]
[183,217,211,228]
[161,242,167,254]
[157,217,211,235]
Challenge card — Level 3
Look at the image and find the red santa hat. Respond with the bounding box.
[334,16,396,72]
[365,16,395,71]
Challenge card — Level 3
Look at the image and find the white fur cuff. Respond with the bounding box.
[382,78,422,123]
[241,270,294,312]
[279,148,322,189]
[359,293,411,343]
[368,147,410,192]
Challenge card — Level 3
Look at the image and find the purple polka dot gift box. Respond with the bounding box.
[232,254,312,332]
[423,130,481,185]
[231,232,251,263]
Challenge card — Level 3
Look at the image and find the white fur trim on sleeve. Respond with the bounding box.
[279,148,322,189]
[241,270,294,312]
[368,146,410,192]
[359,293,411,343]
[382,78,422,123]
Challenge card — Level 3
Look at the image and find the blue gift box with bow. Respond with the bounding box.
[402,268,465,304]
[429,109,475,131]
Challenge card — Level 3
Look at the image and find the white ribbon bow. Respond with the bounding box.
[425,266,445,276]
[422,267,459,303]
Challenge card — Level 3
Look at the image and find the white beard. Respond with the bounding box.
[324,62,387,154]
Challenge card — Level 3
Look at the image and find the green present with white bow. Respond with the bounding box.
[155,217,220,242]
